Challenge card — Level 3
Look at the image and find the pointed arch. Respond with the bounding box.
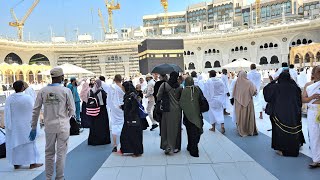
[29,54,50,65]
[214,61,221,67]
[4,53,22,65]
[188,62,195,70]
[270,56,279,64]
[259,57,268,65]
[205,61,212,68]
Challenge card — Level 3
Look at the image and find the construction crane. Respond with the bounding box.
[104,0,120,33]
[161,0,168,28]
[255,0,261,24]
[9,0,40,41]
[98,8,107,34]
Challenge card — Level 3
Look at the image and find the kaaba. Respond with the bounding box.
[138,39,184,75]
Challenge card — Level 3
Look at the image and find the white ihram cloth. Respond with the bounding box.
[5,93,39,165]
[298,69,308,88]
[24,86,42,135]
[221,74,230,109]
[229,77,237,123]
[109,84,125,136]
[102,81,112,128]
[197,75,205,91]
[204,77,225,124]
[289,69,298,82]
[306,81,320,163]
[247,70,262,113]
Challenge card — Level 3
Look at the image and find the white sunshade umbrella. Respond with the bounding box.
[40,63,94,75]
[223,58,261,69]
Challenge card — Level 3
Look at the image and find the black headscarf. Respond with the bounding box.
[278,71,294,84]
[168,71,180,88]
[122,81,136,95]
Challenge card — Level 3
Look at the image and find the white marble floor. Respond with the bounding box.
[0,129,89,179]
[92,120,278,180]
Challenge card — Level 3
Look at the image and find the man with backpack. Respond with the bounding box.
[67,77,81,122]
[30,67,75,180]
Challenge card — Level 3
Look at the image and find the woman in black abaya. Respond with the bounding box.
[263,72,305,157]
[120,81,143,157]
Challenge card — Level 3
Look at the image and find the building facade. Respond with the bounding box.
[143,0,320,34]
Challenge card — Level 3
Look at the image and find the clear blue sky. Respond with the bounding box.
[0,0,215,41]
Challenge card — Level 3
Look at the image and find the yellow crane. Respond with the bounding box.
[161,0,168,28]
[255,0,261,24]
[104,0,120,33]
[98,8,107,34]
[9,0,40,41]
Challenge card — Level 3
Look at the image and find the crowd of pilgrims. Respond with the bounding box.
[1,62,320,175]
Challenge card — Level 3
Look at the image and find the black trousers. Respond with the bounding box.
[184,117,201,156]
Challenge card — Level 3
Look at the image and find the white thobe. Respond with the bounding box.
[197,75,205,91]
[289,69,298,82]
[221,74,230,109]
[272,68,283,80]
[5,93,39,165]
[204,78,225,124]
[24,87,36,101]
[102,81,112,127]
[306,82,320,163]
[108,84,125,136]
[247,70,262,113]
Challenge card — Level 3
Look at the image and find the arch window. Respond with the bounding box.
[187,51,191,55]
[308,40,313,44]
[29,54,50,65]
[205,61,212,68]
[259,57,268,65]
[231,49,234,52]
[305,53,314,63]
[5,70,14,85]
[4,53,22,65]
[28,71,34,84]
[294,54,301,64]
[297,39,301,45]
[270,56,279,64]
[213,49,216,53]
[244,47,247,51]
[317,52,320,62]
[302,39,307,44]
[205,51,208,54]
[16,71,24,81]
[217,50,220,53]
[291,42,296,46]
[269,43,273,47]
[208,49,212,53]
[240,46,243,51]
[264,43,268,48]
[260,45,263,49]
[274,44,278,48]
[235,47,239,51]
[188,62,196,70]
[214,61,221,67]
[37,71,42,83]
[184,51,187,55]
[191,52,194,55]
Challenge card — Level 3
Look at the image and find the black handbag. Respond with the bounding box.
[70,117,80,136]
[198,87,209,113]
[160,83,171,112]
[0,128,6,159]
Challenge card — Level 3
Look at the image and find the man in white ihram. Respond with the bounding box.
[306,65,320,168]
[204,70,225,134]
[30,67,75,180]
[5,80,43,169]
[247,64,263,119]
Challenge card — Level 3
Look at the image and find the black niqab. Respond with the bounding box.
[168,71,180,88]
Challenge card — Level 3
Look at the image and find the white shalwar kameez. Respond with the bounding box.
[204,78,225,125]
[247,70,262,113]
[306,81,320,163]
[5,93,40,165]
[108,84,125,136]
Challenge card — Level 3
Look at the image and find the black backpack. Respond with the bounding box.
[86,90,101,117]
[70,117,80,136]
[0,129,6,158]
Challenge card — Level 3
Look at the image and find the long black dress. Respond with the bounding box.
[88,90,111,145]
[120,92,143,155]
[263,73,305,157]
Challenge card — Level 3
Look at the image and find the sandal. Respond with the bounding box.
[309,162,320,169]
[112,146,117,152]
